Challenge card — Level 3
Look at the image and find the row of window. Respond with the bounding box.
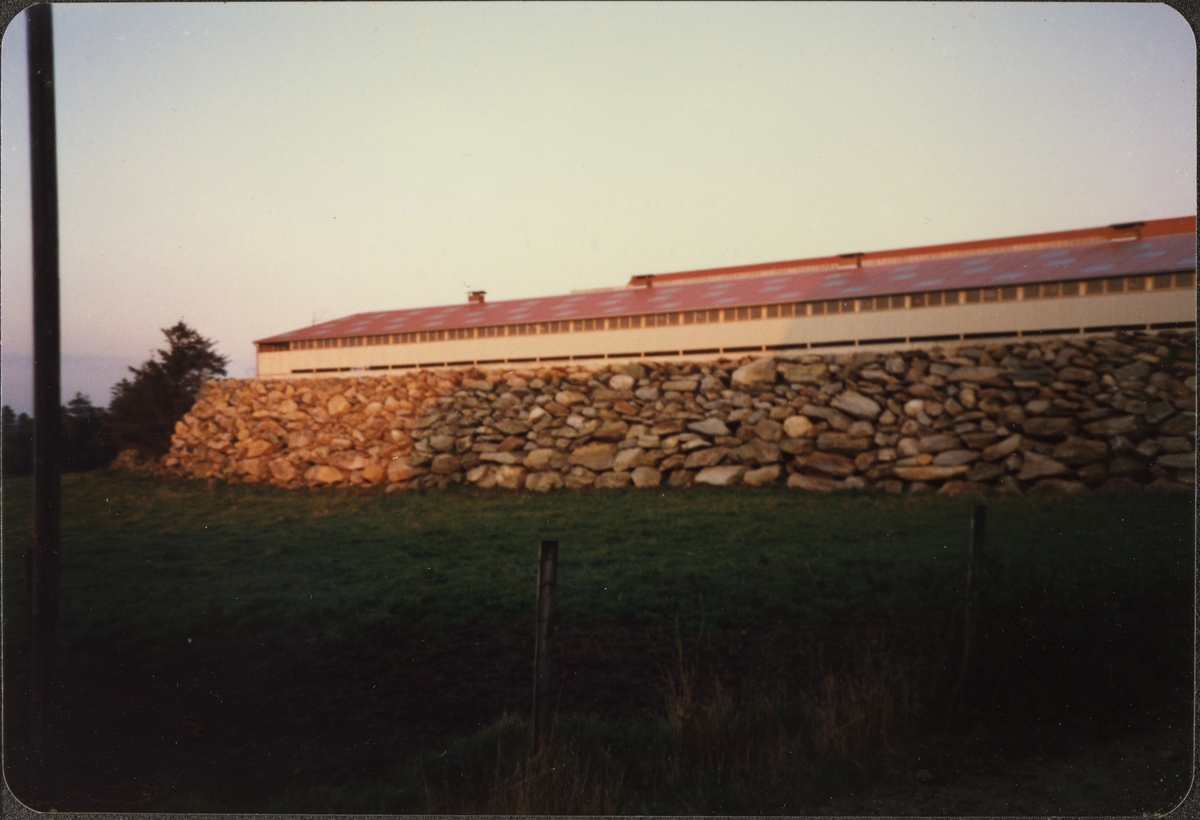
[267,272,1194,352]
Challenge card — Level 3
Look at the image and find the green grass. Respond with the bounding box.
[5,470,1190,662]
[3,471,1193,812]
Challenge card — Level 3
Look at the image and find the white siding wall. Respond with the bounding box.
[257,288,1195,378]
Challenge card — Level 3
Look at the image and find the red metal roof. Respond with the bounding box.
[256,216,1196,344]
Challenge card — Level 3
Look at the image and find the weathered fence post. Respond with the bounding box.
[959,504,986,703]
[533,539,558,752]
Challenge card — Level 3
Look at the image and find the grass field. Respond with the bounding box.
[3,471,1193,812]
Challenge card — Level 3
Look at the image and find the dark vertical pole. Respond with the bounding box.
[960,504,986,703]
[27,1,62,779]
[532,540,558,753]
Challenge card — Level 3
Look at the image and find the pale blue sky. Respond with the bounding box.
[2,2,1195,414]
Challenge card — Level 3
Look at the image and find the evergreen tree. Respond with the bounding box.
[2,405,35,475]
[105,322,230,455]
[62,392,116,471]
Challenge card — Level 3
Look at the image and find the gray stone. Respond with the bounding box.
[1016,451,1068,481]
[966,462,1005,482]
[801,404,852,431]
[594,470,634,489]
[1158,413,1195,436]
[1083,415,1142,438]
[730,438,782,465]
[662,379,699,392]
[568,442,618,471]
[592,421,630,441]
[1052,437,1108,467]
[947,366,1003,383]
[831,391,882,420]
[612,447,644,472]
[1023,417,1078,439]
[799,451,856,478]
[667,469,695,487]
[754,418,785,442]
[917,434,962,453]
[684,447,729,469]
[778,362,828,384]
[1056,366,1096,383]
[688,418,731,437]
[817,432,873,454]
[480,451,523,465]
[631,466,663,488]
[523,448,569,470]
[892,464,971,481]
[525,471,564,492]
[932,449,979,467]
[742,464,782,487]
[731,358,778,387]
[608,374,635,391]
[787,473,838,491]
[1145,402,1177,425]
[1157,452,1196,470]
[431,454,462,474]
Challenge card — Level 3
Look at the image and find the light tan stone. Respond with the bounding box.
[525,471,564,492]
[493,464,526,490]
[327,394,351,417]
[631,466,663,488]
[694,465,748,486]
[742,464,782,487]
[783,415,814,438]
[568,442,618,471]
[306,465,345,484]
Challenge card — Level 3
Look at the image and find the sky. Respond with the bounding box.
[1,2,1195,415]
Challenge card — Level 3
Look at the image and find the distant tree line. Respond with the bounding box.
[2,321,228,476]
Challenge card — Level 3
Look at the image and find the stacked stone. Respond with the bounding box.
[159,330,1195,494]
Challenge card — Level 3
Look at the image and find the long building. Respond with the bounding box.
[254,216,1196,378]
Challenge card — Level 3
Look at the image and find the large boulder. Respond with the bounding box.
[731,358,777,387]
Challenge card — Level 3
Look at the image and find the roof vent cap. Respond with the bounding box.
[468,290,487,304]
[1109,222,1144,242]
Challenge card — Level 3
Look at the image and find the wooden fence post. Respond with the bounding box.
[533,540,558,752]
[960,504,986,703]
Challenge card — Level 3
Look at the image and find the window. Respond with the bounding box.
[1023,284,1040,299]
[1062,281,1080,296]
[780,303,795,317]
[826,300,841,314]
[1127,276,1146,291]
[631,315,642,328]
[964,289,981,304]
[911,293,926,307]
[1085,280,1103,295]
[810,301,825,315]
[749,306,761,320]
[943,291,959,305]
[1104,278,1124,293]
[891,295,906,309]
[858,298,874,312]
[839,299,855,313]
[983,288,1000,302]
[1000,286,1018,301]
[1153,274,1173,289]
[766,304,779,318]
[928,291,944,306]
[1175,272,1194,287]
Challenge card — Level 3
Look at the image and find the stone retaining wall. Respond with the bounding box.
[160,330,1196,494]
